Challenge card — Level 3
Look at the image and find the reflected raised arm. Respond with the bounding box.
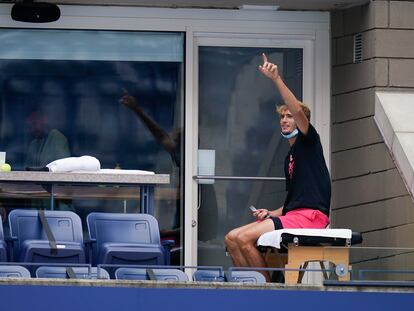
[119,88,178,158]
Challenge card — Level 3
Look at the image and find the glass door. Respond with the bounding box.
[196,44,304,267]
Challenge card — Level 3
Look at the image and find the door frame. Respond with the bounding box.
[188,31,329,267]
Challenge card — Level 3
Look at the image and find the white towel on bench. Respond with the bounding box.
[257,229,352,249]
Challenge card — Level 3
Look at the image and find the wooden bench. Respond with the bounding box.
[258,229,362,284]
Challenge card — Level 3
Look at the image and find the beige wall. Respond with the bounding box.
[331,0,414,278]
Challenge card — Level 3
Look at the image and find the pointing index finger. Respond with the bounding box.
[262,53,268,63]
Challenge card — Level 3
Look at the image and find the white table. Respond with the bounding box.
[0,171,170,215]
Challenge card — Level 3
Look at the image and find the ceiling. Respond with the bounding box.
[1,0,369,11]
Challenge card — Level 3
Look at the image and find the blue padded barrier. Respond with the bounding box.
[193,268,266,284]
[0,265,31,278]
[115,267,188,281]
[193,268,225,282]
[228,270,266,284]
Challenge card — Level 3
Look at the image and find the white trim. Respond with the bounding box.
[0,5,330,25]
[0,3,331,270]
[375,91,414,199]
[184,28,199,274]
[314,27,331,170]
[0,5,329,34]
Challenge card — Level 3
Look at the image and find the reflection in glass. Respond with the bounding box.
[198,46,303,266]
[0,29,184,265]
[350,247,414,282]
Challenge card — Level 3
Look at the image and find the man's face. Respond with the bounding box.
[279,109,297,134]
[26,111,47,138]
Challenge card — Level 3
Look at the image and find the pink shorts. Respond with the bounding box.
[278,208,329,229]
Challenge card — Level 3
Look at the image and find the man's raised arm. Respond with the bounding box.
[258,53,309,135]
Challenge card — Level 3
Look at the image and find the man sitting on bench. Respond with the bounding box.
[224,54,331,282]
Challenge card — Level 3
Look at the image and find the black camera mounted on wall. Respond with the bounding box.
[11,1,61,23]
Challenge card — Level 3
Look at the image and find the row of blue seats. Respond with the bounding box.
[0,209,172,277]
[0,265,266,284]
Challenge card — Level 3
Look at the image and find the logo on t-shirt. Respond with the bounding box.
[288,154,295,179]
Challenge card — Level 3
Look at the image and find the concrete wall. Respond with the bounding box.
[330,0,414,277]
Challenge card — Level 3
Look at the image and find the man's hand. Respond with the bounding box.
[258,53,280,82]
[253,208,270,220]
[119,88,140,111]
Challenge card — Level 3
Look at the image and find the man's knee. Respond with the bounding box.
[226,226,242,241]
[225,230,238,248]
[236,232,256,251]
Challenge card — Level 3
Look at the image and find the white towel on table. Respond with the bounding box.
[47,156,101,173]
[257,229,353,249]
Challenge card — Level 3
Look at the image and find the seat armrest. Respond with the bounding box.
[162,240,174,248]
[5,236,17,242]
[5,236,17,261]
[84,238,96,245]
[84,238,96,264]
[162,240,174,265]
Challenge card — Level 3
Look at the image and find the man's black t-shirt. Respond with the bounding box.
[283,124,331,216]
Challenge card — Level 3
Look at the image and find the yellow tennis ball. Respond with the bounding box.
[1,163,11,172]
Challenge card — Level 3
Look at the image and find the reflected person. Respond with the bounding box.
[25,109,70,168]
[120,89,218,242]
[24,109,73,211]
[120,89,181,239]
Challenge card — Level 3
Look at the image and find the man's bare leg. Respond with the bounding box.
[225,222,259,266]
[236,218,275,281]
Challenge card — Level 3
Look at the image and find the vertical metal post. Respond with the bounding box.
[50,184,55,210]
[140,185,154,215]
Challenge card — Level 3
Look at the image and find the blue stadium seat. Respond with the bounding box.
[36,266,110,279]
[115,267,188,281]
[8,209,85,265]
[228,271,266,284]
[193,269,225,282]
[0,265,31,278]
[0,218,7,262]
[86,213,169,269]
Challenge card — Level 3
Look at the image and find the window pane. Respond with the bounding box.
[0,29,184,265]
[0,29,183,61]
